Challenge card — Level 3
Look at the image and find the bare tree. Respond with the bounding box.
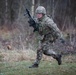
[5,0,8,24]
[31,0,35,16]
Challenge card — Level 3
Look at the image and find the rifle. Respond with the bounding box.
[25,9,39,32]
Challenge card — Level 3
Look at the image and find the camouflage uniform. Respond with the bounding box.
[29,6,64,68]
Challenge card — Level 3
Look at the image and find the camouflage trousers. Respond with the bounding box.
[34,40,58,64]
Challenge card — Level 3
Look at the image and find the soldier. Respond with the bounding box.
[29,6,65,68]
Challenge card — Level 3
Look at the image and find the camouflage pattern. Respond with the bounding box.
[38,15,63,39]
[30,6,63,66]
[35,6,46,14]
[33,14,63,65]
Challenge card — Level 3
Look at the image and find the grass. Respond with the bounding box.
[0,50,76,75]
[0,60,76,75]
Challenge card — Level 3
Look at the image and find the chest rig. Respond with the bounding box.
[38,16,58,42]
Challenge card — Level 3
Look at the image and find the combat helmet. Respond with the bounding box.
[36,6,46,15]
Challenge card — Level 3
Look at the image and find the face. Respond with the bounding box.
[36,13,43,19]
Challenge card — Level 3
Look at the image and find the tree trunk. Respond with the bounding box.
[31,0,35,16]
[3,0,8,25]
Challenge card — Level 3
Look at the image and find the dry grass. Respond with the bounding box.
[0,49,36,62]
[0,49,76,63]
[0,49,54,62]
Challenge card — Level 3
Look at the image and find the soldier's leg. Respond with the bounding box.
[42,42,62,65]
[29,48,43,68]
[43,49,62,65]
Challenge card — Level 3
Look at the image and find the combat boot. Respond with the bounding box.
[56,54,62,65]
[29,63,39,68]
[53,54,62,65]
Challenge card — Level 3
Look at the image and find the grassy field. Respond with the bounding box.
[0,60,76,75]
[0,50,76,75]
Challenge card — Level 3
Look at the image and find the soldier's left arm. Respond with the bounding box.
[47,18,65,43]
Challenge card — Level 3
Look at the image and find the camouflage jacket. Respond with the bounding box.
[35,15,63,42]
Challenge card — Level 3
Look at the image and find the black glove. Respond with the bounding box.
[28,19,39,32]
[28,19,35,26]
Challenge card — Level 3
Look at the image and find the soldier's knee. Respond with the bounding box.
[43,50,48,55]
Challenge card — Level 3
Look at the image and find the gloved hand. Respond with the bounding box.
[28,19,39,32]
[28,19,35,26]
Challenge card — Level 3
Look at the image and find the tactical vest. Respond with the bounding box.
[36,15,59,42]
